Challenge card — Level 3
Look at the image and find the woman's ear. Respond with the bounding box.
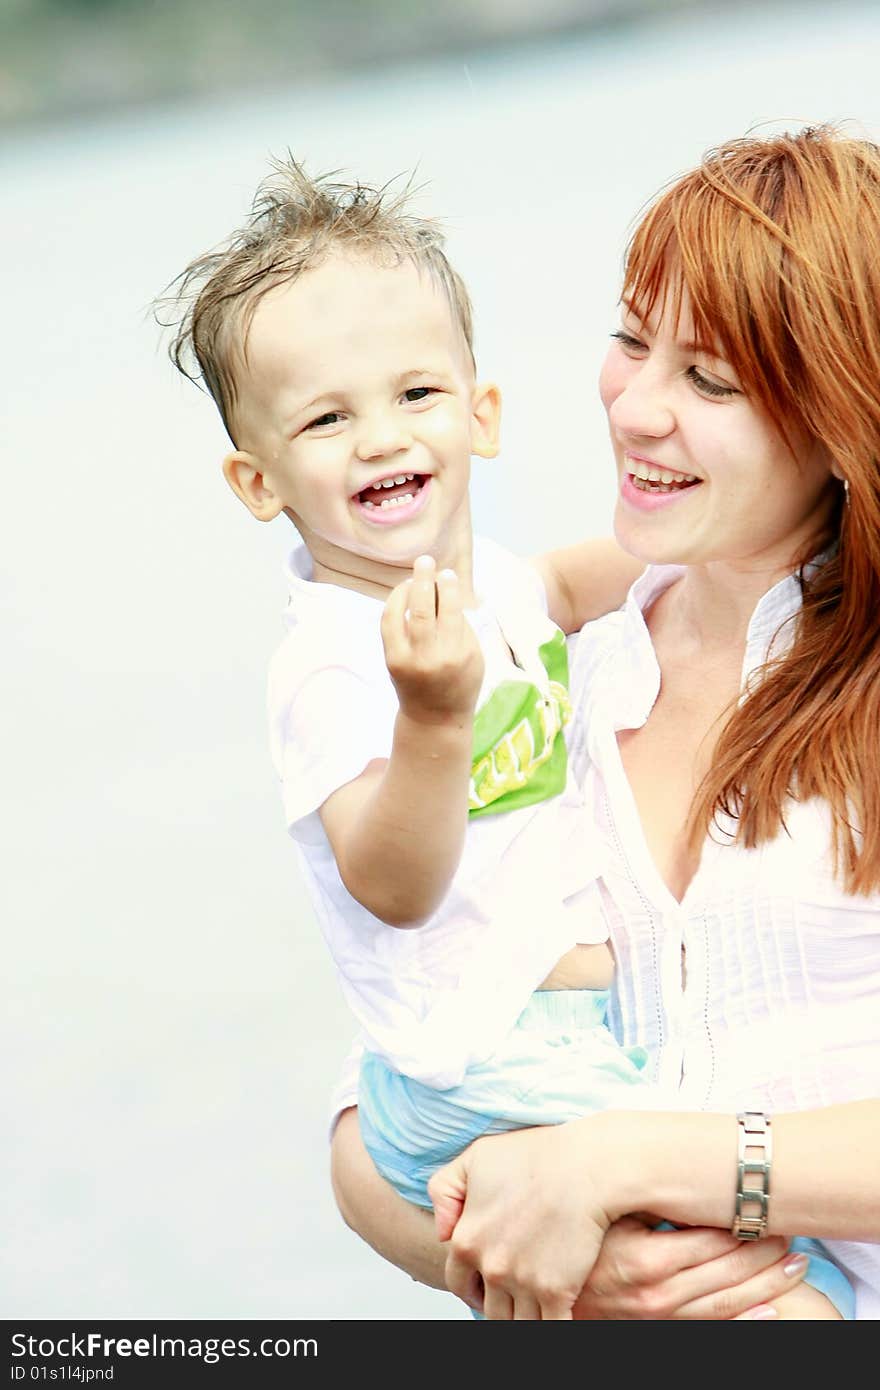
[222,450,284,522]
[470,382,502,459]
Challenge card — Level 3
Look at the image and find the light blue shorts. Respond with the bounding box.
[359,987,854,1320]
[359,988,647,1210]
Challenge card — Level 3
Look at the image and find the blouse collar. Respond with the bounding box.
[605,561,811,733]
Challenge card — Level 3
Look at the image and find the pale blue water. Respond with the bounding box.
[3,1,879,1319]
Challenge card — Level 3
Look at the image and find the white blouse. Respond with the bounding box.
[569,564,880,1319]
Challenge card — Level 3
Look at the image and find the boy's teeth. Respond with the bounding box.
[363,491,416,510]
[357,473,422,508]
[377,474,415,488]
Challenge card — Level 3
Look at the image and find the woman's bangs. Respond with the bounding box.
[625,180,792,424]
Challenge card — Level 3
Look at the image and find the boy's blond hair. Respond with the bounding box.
[162,158,475,442]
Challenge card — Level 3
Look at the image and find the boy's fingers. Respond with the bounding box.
[380,579,412,649]
[435,568,464,628]
[406,555,438,639]
[381,578,411,624]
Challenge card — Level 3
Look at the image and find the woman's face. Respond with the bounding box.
[599,287,838,574]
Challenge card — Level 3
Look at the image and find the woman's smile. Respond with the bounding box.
[622,452,702,509]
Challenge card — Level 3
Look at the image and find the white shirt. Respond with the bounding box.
[568,563,880,1319]
[269,537,605,1090]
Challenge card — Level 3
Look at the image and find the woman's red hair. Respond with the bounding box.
[623,126,880,893]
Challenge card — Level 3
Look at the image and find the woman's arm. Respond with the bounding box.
[607,1103,880,1240]
[331,1106,820,1320]
[431,1101,880,1317]
[532,539,644,634]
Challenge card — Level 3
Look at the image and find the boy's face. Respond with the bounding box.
[225,252,499,587]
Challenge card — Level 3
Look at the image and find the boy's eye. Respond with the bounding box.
[305,411,344,430]
[687,367,738,399]
[403,386,436,403]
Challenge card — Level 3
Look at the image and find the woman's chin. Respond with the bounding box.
[612,511,689,569]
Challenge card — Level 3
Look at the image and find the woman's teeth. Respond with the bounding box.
[629,460,699,492]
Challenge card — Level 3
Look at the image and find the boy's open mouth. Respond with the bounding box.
[355,473,429,511]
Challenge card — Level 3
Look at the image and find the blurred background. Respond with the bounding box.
[4,0,879,1320]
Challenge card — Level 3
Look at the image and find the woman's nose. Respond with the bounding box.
[608,366,675,441]
[355,412,411,462]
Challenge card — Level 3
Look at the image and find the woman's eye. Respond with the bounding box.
[610,330,646,353]
[305,411,343,430]
[687,367,738,399]
[403,386,436,403]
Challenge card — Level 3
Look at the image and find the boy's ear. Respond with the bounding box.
[222,450,284,522]
[470,382,502,459]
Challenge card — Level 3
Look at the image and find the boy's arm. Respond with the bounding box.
[532,539,644,635]
[319,558,483,929]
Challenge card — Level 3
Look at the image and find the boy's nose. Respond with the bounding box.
[355,414,411,463]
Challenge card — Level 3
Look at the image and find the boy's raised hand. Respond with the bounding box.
[381,555,484,726]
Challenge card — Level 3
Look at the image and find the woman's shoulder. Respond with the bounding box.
[569,564,677,705]
[570,607,629,690]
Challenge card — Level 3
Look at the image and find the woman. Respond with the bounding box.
[331,126,880,1319]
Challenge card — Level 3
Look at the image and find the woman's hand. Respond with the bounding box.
[428,1120,613,1320]
[429,1115,813,1321]
[571,1216,807,1320]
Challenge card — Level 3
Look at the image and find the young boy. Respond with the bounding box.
[164,160,853,1320]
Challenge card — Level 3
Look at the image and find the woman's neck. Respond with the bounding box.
[649,558,796,655]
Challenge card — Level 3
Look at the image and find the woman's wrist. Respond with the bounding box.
[582,1109,739,1229]
[584,1100,880,1243]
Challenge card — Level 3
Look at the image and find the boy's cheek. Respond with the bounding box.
[421,408,473,452]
